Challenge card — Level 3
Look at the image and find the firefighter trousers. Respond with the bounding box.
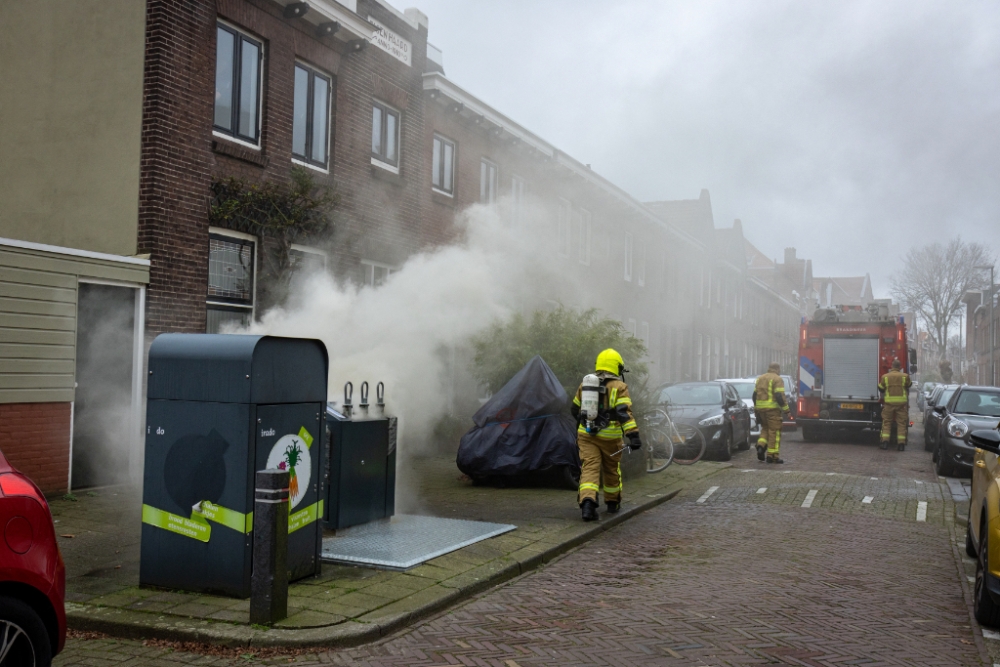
[757,408,784,457]
[881,403,908,444]
[577,433,623,505]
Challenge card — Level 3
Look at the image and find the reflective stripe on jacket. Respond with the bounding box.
[573,376,638,440]
[879,371,911,404]
[754,372,787,410]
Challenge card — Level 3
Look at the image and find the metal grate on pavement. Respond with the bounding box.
[320,514,516,570]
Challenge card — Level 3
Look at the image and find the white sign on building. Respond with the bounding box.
[368,17,411,67]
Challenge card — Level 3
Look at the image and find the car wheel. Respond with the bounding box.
[924,428,935,452]
[975,518,1000,626]
[562,465,581,491]
[0,595,52,667]
[737,426,751,451]
[935,447,953,477]
[968,515,978,559]
[718,429,732,461]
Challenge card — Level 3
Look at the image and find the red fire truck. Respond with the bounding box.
[796,303,915,442]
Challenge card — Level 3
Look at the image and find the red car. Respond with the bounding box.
[0,449,65,666]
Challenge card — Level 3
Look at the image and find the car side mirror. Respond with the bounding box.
[970,430,1000,455]
[933,405,946,414]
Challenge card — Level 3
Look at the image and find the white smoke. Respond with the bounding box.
[250,202,578,458]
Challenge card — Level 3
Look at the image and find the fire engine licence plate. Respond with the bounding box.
[839,403,864,410]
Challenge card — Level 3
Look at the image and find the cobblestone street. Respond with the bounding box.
[55,425,993,666]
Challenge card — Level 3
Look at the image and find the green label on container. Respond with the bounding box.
[297,426,314,449]
[288,499,323,534]
[142,504,212,543]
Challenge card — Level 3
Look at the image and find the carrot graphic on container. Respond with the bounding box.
[280,440,304,500]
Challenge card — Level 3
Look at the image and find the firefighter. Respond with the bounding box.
[754,362,791,464]
[571,349,641,521]
[878,358,912,450]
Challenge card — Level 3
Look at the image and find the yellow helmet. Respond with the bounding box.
[595,348,625,374]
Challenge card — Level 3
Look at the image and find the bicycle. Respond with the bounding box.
[640,405,706,468]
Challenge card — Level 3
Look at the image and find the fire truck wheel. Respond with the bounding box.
[802,426,820,443]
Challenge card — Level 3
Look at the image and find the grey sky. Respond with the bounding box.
[411,0,1000,297]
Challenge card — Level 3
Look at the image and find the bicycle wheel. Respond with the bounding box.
[638,408,674,473]
[669,420,707,465]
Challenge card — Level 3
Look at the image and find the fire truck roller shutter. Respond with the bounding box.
[823,337,880,400]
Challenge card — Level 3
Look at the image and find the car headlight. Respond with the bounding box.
[947,418,970,439]
[699,414,725,427]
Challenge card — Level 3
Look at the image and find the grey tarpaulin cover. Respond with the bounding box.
[457,355,580,480]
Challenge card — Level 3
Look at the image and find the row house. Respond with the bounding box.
[963,288,999,386]
[1,0,805,493]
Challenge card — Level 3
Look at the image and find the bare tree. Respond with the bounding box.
[891,238,993,355]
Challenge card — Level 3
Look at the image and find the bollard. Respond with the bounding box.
[250,469,289,625]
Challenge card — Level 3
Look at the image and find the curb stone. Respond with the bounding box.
[66,463,729,649]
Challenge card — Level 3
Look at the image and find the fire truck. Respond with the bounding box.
[796,302,915,442]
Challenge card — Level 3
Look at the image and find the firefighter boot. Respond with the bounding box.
[879,442,888,450]
[581,499,599,522]
[606,501,620,514]
[756,444,766,462]
[897,442,906,451]
[766,456,785,464]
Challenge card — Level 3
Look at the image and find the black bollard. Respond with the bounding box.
[250,469,289,625]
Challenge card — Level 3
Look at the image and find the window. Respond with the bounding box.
[431,135,455,195]
[372,100,400,168]
[510,176,526,226]
[557,198,571,257]
[207,233,255,333]
[624,231,633,282]
[214,23,262,145]
[361,260,395,287]
[640,321,650,348]
[292,63,331,168]
[289,246,327,274]
[627,318,637,337]
[480,159,497,204]
[578,209,591,265]
[637,244,646,287]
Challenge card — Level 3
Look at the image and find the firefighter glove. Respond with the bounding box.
[627,431,642,451]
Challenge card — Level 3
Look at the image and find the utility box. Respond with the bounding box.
[324,383,397,530]
[140,334,328,598]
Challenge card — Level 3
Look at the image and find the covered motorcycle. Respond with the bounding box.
[457,355,580,488]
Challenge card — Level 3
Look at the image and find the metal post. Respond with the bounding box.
[251,469,289,625]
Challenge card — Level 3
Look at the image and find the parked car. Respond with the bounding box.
[0,448,65,666]
[924,384,960,452]
[781,374,799,417]
[719,378,760,441]
[935,386,1000,478]
[653,381,751,461]
[963,425,1000,625]
[917,381,938,412]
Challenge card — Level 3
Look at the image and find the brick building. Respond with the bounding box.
[963,287,999,386]
[1,0,813,492]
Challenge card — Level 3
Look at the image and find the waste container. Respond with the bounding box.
[140,334,328,598]
[325,382,397,530]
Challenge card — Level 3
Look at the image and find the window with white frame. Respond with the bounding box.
[292,63,332,168]
[207,232,255,333]
[361,260,396,287]
[637,244,646,287]
[510,175,525,226]
[627,318,637,337]
[432,134,455,195]
[578,208,591,265]
[557,198,571,257]
[371,100,400,168]
[289,245,327,274]
[214,23,262,145]
[624,231,633,282]
[480,159,497,204]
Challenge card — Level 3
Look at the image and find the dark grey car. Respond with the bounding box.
[653,381,751,462]
[924,384,960,452]
[934,386,1000,478]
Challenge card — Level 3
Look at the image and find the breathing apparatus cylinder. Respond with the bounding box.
[580,374,602,432]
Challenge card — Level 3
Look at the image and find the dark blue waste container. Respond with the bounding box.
[139,334,328,598]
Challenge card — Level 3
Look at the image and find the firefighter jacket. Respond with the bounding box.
[754,372,789,411]
[572,372,638,440]
[878,370,912,404]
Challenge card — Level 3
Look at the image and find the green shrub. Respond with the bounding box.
[469,307,648,398]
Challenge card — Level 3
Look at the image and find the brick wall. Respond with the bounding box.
[0,402,71,494]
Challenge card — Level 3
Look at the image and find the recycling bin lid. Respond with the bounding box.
[148,334,328,404]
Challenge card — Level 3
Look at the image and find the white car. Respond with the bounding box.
[718,378,760,439]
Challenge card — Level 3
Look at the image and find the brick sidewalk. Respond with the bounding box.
[52,454,727,647]
[56,441,983,666]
